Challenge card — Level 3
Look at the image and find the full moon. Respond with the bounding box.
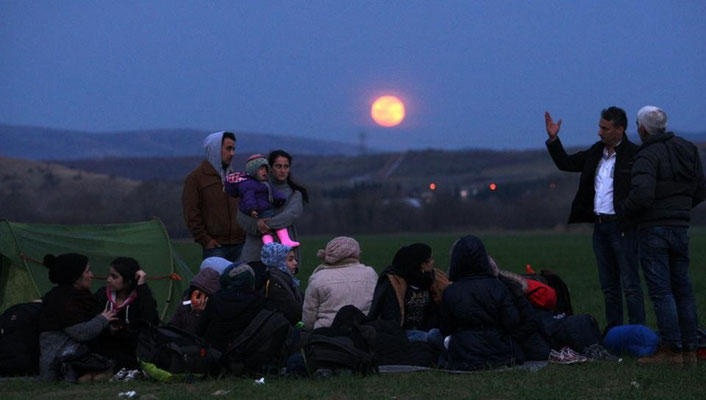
[371,95,405,127]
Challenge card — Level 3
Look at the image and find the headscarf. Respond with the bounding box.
[448,235,492,281]
[202,131,234,182]
[200,256,232,275]
[261,242,299,287]
[387,243,434,289]
[220,262,256,292]
[316,236,361,265]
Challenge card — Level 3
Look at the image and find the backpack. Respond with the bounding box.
[136,325,222,382]
[223,171,249,198]
[540,269,574,316]
[303,334,377,376]
[222,308,292,375]
[0,302,43,376]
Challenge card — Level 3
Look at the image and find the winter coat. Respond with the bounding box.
[182,160,246,247]
[94,284,160,370]
[237,176,287,216]
[440,275,525,370]
[368,268,449,330]
[197,289,266,353]
[622,132,706,228]
[302,260,378,330]
[263,267,303,326]
[440,235,524,370]
[237,177,303,263]
[546,135,639,229]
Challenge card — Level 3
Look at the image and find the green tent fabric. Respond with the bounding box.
[0,218,193,321]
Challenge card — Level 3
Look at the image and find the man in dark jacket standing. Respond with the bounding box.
[182,131,246,261]
[545,107,645,327]
[624,106,706,365]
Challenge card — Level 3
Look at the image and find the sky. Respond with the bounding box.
[1,1,705,151]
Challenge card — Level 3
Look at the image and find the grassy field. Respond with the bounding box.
[2,230,705,399]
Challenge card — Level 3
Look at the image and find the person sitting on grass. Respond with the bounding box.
[368,243,449,349]
[302,236,378,330]
[260,242,303,326]
[439,235,525,370]
[39,253,117,383]
[168,266,221,335]
[198,263,266,353]
[94,257,159,371]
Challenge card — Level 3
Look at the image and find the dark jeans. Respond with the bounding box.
[638,226,699,351]
[202,243,243,262]
[592,221,646,326]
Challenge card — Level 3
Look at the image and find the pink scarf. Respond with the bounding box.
[106,286,137,313]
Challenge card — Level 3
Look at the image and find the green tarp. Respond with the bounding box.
[0,218,193,321]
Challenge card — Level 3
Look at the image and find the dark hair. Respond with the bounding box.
[601,106,628,130]
[110,257,141,291]
[222,131,236,144]
[268,149,309,203]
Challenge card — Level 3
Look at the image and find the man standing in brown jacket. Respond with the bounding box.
[182,131,245,261]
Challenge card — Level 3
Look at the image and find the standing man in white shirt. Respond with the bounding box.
[544,107,645,327]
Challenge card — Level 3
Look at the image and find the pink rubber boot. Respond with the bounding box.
[276,228,300,247]
[261,234,275,245]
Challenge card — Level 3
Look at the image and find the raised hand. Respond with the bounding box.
[135,270,147,286]
[545,111,562,141]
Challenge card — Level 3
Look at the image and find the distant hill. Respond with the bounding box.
[0,124,371,160]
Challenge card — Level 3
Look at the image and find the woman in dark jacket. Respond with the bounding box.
[368,243,449,347]
[94,257,159,371]
[439,235,524,370]
[39,253,117,382]
[260,243,303,326]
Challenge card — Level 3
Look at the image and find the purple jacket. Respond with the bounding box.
[237,176,287,215]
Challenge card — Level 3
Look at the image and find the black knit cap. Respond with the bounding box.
[43,253,89,285]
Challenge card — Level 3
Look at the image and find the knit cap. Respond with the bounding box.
[200,257,232,275]
[43,253,89,285]
[316,236,361,265]
[220,262,256,291]
[245,154,269,177]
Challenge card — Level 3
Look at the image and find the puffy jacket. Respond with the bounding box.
[623,132,706,228]
[237,177,287,215]
[302,261,378,330]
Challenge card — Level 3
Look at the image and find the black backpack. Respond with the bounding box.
[0,302,43,376]
[222,308,292,375]
[303,333,377,376]
[540,269,574,316]
[136,325,222,379]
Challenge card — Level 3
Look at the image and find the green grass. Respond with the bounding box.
[3,230,706,399]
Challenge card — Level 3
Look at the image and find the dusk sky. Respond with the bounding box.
[2,1,705,151]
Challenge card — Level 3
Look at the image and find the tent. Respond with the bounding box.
[0,218,194,321]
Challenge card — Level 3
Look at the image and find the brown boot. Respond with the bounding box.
[637,346,683,365]
[682,351,698,367]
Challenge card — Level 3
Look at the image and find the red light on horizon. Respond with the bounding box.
[489,183,497,191]
[429,183,436,190]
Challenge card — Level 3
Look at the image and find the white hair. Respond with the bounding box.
[637,106,668,136]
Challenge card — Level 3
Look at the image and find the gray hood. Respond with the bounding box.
[202,131,234,182]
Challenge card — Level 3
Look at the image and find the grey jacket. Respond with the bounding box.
[238,177,303,263]
[623,132,706,228]
[39,315,109,381]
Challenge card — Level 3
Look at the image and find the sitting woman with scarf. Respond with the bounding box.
[368,243,449,348]
[439,235,525,370]
[261,243,303,326]
[94,257,159,371]
[39,253,117,383]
